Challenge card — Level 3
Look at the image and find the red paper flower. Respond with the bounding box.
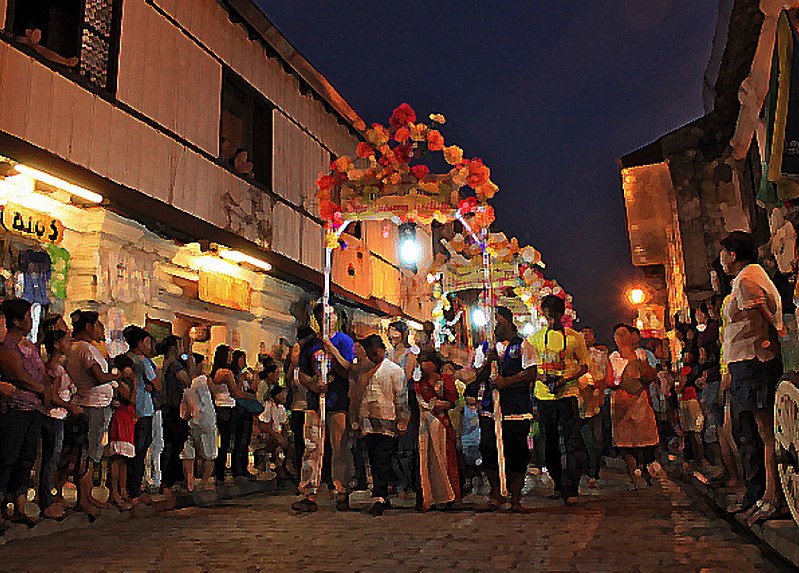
[319,199,340,221]
[394,144,413,164]
[356,142,374,158]
[411,164,430,180]
[389,103,417,128]
[316,173,337,193]
[458,196,478,214]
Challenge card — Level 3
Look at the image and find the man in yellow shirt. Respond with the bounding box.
[529,295,590,506]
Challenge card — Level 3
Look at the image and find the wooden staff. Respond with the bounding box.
[483,237,508,499]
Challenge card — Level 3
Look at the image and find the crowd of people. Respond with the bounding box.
[0,230,790,529]
[0,303,294,530]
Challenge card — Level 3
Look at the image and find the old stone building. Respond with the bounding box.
[620,0,780,325]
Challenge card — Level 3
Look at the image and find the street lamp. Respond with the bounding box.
[398,222,421,267]
[472,307,488,328]
[627,287,645,306]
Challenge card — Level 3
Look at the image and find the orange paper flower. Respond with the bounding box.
[427,129,445,151]
[394,127,410,143]
[334,156,352,172]
[366,124,390,147]
[410,123,428,142]
[356,142,374,159]
[466,158,490,189]
[475,180,499,200]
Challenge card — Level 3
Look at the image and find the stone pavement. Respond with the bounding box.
[0,467,787,572]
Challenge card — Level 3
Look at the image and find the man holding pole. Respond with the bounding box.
[466,306,536,512]
[291,303,355,513]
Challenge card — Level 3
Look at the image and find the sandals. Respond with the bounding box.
[745,500,785,527]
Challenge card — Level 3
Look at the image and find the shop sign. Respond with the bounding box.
[0,203,64,244]
[199,271,252,312]
[444,261,518,292]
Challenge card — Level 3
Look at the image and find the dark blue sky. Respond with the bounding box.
[257,1,717,342]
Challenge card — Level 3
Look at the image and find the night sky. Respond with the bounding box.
[257,1,718,343]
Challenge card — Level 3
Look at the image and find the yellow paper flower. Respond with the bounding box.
[443,145,464,165]
[429,113,446,124]
[325,231,340,249]
[410,123,428,142]
[452,166,468,187]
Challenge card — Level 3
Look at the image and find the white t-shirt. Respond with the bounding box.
[66,341,114,408]
[184,375,217,428]
[259,400,288,433]
[473,340,536,370]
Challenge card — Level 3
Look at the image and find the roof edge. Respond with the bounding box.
[224,0,366,136]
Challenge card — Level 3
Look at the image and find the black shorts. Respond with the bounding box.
[479,417,530,475]
[729,358,782,414]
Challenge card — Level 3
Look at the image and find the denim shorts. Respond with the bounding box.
[729,358,782,414]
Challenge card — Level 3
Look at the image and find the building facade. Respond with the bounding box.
[0,0,431,357]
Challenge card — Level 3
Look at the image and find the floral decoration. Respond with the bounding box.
[315,102,499,231]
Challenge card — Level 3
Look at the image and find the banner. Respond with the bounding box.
[443,261,518,292]
[341,194,456,223]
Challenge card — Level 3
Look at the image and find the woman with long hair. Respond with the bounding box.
[387,320,420,502]
[209,345,237,482]
[607,323,660,490]
[229,350,262,478]
[0,299,47,527]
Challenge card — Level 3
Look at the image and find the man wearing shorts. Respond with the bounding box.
[720,232,784,522]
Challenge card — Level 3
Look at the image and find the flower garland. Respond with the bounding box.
[316,103,498,232]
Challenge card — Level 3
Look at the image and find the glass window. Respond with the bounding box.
[6,0,121,92]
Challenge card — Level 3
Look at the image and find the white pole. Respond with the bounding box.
[316,220,351,491]
[455,210,507,498]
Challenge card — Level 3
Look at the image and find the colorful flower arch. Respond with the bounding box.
[315,103,498,231]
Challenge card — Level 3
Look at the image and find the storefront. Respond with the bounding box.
[0,155,305,359]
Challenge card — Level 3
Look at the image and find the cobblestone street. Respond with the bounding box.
[0,467,784,572]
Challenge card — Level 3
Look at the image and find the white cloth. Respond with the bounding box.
[184,376,217,428]
[209,381,236,408]
[67,342,114,408]
[723,263,783,364]
[608,349,648,386]
[47,362,73,420]
[359,359,408,436]
[259,400,287,433]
